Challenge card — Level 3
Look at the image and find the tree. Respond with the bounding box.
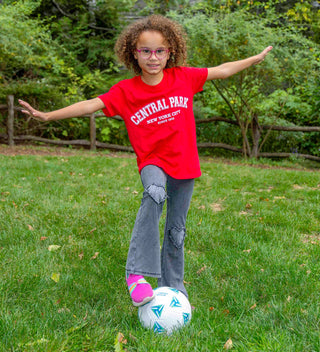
[171,7,320,157]
[0,0,135,142]
[0,1,66,102]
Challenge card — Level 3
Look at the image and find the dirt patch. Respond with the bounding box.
[0,144,135,159]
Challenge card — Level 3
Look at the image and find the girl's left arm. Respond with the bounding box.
[206,46,273,81]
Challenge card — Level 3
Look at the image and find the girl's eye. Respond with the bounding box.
[142,49,151,54]
[156,49,165,54]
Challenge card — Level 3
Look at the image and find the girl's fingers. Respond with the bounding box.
[264,46,273,55]
[21,109,31,115]
[19,100,39,117]
[19,100,34,111]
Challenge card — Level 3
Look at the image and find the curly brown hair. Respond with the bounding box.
[115,15,188,75]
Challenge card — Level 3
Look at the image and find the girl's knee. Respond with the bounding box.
[168,227,186,249]
[145,184,167,205]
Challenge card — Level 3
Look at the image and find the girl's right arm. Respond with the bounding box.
[19,98,105,122]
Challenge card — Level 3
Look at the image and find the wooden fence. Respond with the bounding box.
[1,95,320,161]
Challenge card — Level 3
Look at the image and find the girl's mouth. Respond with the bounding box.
[147,64,160,69]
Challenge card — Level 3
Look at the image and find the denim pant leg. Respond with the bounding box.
[126,165,167,278]
[158,176,195,297]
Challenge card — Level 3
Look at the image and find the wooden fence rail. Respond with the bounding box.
[1,95,319,161]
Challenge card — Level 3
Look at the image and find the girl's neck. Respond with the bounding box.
[141,71,164,86]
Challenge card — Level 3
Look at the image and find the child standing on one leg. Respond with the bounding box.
[19,15,272,307]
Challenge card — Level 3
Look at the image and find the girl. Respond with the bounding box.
[19,15,272,307]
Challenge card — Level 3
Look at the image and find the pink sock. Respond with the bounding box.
[126,274,154,306]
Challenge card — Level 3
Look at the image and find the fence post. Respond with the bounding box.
[90,113,96,150]
[7,95,14,146]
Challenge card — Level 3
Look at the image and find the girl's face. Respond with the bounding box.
[134,30,170,84]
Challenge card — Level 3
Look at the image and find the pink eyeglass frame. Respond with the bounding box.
[136,48,170,60]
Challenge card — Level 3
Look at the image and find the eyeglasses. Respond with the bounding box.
[136,48,169,60]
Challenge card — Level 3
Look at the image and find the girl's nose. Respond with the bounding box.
[150,51,158,59]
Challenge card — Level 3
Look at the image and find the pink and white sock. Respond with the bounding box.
[126,274,154,307]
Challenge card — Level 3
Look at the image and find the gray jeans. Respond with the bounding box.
[126,165,194,297]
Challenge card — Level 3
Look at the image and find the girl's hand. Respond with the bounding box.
[18,100,50,121]
[254,46,273,65]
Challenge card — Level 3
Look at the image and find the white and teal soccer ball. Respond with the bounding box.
[138,286,192,334]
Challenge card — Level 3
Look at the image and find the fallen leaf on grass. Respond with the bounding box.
[293,184,304,190]
[239,211,248,215]
[250,303,257,310]
[224,338,233,350]
[23,338,49,347]
[48,245,61,252]
[243,249,252,253]
[27,224,34,231]
[51,273,60,283]
[40,236,47,241]
[273,196,286,201]
[58,307,70,313]
[196,265,207,275]
[78,252,84,260]
[114,332,127,352]
[302,233,320,245]
[210,203,223,212]
[90,252,99,260]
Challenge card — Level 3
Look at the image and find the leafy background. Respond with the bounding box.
[0,0,319,155]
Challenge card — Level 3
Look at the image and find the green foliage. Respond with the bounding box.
[1,0,319,156]
[0,1,63,99]
[96,117,130,146]
[170,6,320,157]
[0,0,135,142]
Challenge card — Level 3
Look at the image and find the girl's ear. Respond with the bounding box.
[134,50,138,60]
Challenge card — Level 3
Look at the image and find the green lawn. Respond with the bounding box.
[0,149,319,351]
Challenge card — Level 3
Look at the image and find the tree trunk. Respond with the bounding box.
[251,115,261,158]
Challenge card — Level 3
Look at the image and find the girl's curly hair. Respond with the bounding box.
[115,15,188,75]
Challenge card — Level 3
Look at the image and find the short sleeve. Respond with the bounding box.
[98,83,123,117]
[180,67,208,94]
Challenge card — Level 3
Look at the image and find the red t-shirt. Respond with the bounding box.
[98,66,208,179]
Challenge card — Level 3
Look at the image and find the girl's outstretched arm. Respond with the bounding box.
[206,46,273,81]
[19,98,105,122]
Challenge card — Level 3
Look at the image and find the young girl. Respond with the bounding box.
[19,15,272,307]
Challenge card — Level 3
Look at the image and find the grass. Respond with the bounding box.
[0,148,320,351]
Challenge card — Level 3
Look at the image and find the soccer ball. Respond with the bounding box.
[138,286,192,334]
